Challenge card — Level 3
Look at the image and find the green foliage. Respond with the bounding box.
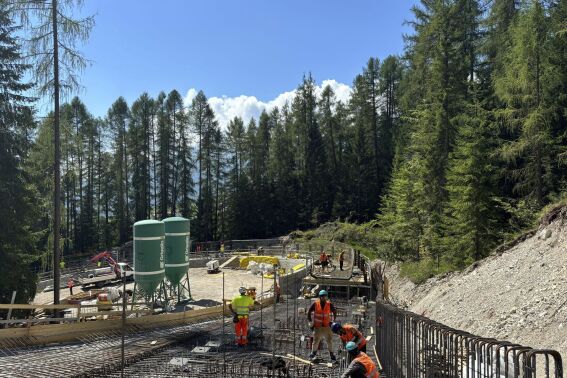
[399,258,456,285]
[5,0,567,295]
[0,7,38,303]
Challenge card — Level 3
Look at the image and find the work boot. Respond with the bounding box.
[330,352,337,362]
[308,352,317,360]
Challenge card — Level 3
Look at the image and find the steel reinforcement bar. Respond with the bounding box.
[375,300,563,378]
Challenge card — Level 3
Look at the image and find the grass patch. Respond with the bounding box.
[291,221,380,259]
[399,258,456,284]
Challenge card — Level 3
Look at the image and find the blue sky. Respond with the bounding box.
[70,0,416,122]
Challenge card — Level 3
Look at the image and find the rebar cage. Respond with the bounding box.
[375,300,563,378]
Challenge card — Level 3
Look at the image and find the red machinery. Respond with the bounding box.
[90,251,122,278]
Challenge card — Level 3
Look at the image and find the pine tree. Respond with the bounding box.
[378,55,403,180]
[10,0,94,305]
[494,0,555,206]
[292,74,330,226]
[225,116,249,238]
[165,90,185,216]
[107,97,130,243]
[189,91,210,239]
[377,0,480,264]
[547,0,567,178]
[348,74,378,220]
[0,7,38,303]
[130,93,154,220]
[443,94,503,267]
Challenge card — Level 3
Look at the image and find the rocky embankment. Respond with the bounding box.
[382,205,567,358]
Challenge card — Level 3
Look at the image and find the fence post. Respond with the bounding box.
[4,291,16,329]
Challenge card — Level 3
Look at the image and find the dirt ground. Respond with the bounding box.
[33,267,273,306]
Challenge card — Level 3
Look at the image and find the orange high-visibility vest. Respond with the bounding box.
[320,253,328,262]
[313,299,332,327]
[354,352,379,378]
[340,324,367,349]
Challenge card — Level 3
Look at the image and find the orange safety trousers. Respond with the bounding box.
[235,316,249,345]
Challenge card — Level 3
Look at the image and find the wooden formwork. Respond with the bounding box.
[0,296,275,346]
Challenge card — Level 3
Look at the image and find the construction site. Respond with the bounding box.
[0,217,564,377]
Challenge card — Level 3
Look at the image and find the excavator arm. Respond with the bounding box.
[90,251,120,275]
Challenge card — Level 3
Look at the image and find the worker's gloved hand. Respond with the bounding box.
[233,315,239,323]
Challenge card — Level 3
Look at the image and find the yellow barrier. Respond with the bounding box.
[239,256,279,269]
[292,263,306,272]
[263,268,285,279]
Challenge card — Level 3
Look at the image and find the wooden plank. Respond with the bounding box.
[0,318,77,324]
[0,304,80,310]
[286,353,314,365]
[79,310,152,317]
[0,297,276,344]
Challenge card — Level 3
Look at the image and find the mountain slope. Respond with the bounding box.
[382,205,567,357]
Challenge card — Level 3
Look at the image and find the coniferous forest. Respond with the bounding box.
[1,1,567,302]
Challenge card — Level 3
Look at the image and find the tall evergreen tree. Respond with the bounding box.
[130,93,154,220]
[0,7,38,303]
[107,97,130,243]
[495,0,555,206]
[10,0,94,305]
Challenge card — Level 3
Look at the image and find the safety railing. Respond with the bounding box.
[375,300,563,378]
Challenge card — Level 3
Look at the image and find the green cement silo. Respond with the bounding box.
[163,217,190,285]
[133,219,165,294]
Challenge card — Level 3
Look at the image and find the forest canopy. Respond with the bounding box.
[1,0,567,302]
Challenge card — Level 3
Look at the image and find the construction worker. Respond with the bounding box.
[67,277,74,296]
[331,322,367,352]
[307,290,337,362]
[228,287,254,346]
[341,341,379,378]
[339,250,345,271]
[60,260,65,270]
[274,282,281,303]
[319,250,329,272]
[220,241,225,253]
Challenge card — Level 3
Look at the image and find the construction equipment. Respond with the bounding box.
[206,259,220,273]
[96,292,113,311]
[78,251,134,288]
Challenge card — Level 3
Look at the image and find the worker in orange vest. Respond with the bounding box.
[341,341,379,378]
[319,250,329,272]
[331,322,367,353]
[307,290,337,361]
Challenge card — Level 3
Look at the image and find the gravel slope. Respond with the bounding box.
[382,206,567,359]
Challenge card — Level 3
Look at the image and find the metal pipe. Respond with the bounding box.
[222,271,226,378]
[272,265,277,375]
[121,275,126,378]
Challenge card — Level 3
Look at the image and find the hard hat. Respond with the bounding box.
[331,322,342,333]
[239,287,247,295]
[345,341,358,352]
[318,290,328,297]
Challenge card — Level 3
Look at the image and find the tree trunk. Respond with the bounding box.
[52,0,61,305]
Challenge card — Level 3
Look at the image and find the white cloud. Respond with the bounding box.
[183,88,198,107]
[183,79,351,130]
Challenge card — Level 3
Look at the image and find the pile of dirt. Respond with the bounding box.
[382,205,567,358]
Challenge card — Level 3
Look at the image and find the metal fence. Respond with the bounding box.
[375,300,563,378]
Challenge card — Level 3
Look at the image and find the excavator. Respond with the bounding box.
[78,251,134,288]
